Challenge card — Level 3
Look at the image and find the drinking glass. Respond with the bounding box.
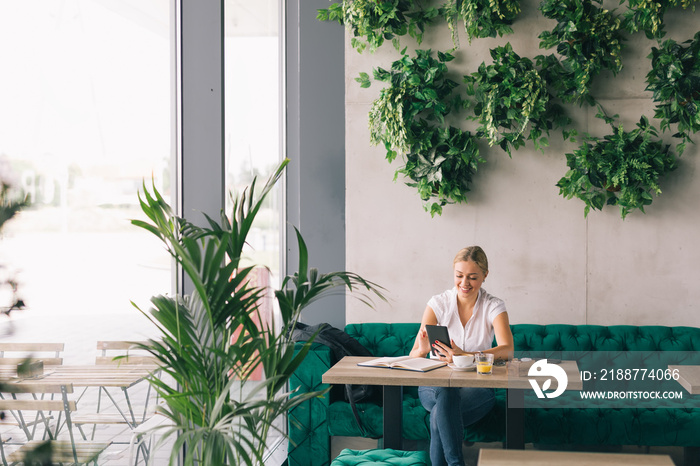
[476,352,494,375]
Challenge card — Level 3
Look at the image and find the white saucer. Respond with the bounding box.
[448,363,476,372]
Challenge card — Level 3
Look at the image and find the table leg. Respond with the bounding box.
[102,387,137,426]
[684,446,700,466]
[505,389,524,449]
[383,385,403,450]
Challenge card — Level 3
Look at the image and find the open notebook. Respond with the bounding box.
[357,356,447,372]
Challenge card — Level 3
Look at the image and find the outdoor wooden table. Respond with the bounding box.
[0,364,157,383]
[322,356,581,450]
[0,364,158,426]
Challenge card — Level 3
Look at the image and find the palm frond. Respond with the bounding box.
[131,159,381,465]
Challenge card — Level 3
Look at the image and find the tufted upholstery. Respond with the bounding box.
[330,448,429,466]
[288,323,700,466]
[288,342,333,466]
[512,324,700,353]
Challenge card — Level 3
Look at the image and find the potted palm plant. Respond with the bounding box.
[130,159,385,465]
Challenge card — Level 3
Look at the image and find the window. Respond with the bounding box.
[224,0,282,282]
[0,1,289,462]
[0,0,172,357]
[224,1,286,463]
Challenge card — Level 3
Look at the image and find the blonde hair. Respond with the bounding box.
[453,246,489,274]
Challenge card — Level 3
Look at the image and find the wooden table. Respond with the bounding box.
[477,449,674,465]
[668,365,700,394]
[322,356,581,450]
[0,364,157,387]
[1,364,158,426]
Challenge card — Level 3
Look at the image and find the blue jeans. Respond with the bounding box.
[418,386,495,466]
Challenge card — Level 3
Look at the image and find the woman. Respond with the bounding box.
[409,246,513,466]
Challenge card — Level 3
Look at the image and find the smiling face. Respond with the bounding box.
[454,260,488,300]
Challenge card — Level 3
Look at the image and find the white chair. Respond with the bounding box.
[127,411,172,465]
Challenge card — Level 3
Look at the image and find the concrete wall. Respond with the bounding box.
[345,1,700,326]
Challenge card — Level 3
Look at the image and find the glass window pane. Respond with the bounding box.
[224,1,284,463]
[224,0,282,282]
[0,0,172,363]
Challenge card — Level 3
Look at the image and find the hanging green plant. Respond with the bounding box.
[538,0,625,105]
[442,0,521,46]
[317,0,440,53]
[319,0,696,219]
[556,109,678,219]
[646,31,700,155]
[622,0,698,39]
[464,43,575,156]
[398,124,483,216]
[366,49,484,216]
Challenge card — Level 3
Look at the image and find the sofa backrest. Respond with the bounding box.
[512,324,700,351]
[345,322,700,356]
[346,323,420,357]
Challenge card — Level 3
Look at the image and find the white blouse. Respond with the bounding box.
[427,287,506,352]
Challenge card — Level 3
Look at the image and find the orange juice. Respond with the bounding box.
[477,362,492,375]
[476,353,494,375]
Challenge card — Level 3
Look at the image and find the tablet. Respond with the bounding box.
[425,325,451,358]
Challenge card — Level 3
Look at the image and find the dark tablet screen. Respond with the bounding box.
[425,324,451,357]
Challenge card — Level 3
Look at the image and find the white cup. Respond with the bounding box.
[453,354,474,368]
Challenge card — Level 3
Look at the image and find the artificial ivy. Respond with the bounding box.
[318,0,698,218]
[400,124,483,216]
[623,0,698,39]
[557,111,678,219]
[646,31,700,154]
[366,49,484,216]
[464,43,574,156]
[538,0,625,106]
[442,0,522,45]
[318,0,520,52]
[317,0,440,53]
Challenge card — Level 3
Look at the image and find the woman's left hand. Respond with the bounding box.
[432,339,464,363]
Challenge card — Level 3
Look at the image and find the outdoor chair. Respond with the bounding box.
[73,340,159,428]
[94,340,158,366]
[0,382,111,465]
[0,343,65,441]
[72,341,161,464]
[0,342,64,366]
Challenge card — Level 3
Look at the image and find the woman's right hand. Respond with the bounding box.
[414,327,432,358]
[410,306,439,358]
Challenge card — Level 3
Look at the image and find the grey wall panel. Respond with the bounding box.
[286,0,346,329]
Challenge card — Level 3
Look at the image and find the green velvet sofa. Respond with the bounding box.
[288,323,700,466]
